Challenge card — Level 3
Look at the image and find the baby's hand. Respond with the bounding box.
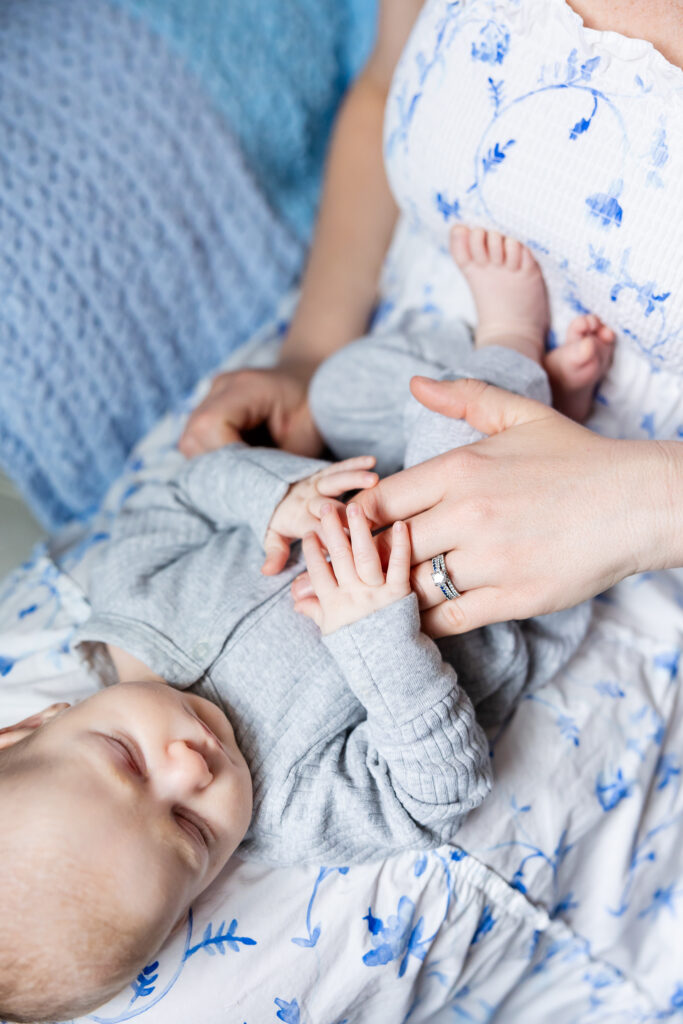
[294,503,411,635]
[262,456,378,575]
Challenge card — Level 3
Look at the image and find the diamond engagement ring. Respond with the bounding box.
[431,553,462,600]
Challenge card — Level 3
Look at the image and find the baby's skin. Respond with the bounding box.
[0,466,408,1018]
[450,225,615,422]
[0,227,615,1018]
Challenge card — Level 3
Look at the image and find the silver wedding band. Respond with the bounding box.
[431,553,462,600]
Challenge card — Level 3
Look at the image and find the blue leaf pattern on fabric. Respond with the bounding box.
[482,139,516,173]
[471,20,510,65]
[470,905,495,945]
[275,997,301,1024]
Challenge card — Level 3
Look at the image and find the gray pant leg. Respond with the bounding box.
[310,320,590,726]
[309,315,476,476]
[403,343,550,467]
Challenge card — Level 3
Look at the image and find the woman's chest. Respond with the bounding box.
[383,0,683,374]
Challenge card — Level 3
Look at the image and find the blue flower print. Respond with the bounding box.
[595,768,634,811]
[471,20,510,66]
[362,895,430,978]
[435,192,461,221]
[586,180,623,229]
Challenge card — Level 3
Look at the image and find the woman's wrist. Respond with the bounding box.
[620,438,683,576]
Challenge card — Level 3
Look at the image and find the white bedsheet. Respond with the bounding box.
[1,322,681,1023]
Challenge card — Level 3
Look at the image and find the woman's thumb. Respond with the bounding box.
[409,376,549,436]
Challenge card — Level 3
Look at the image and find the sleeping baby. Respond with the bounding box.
[0,228,615,1022]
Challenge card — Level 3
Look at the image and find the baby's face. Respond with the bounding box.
[21,680,253,949]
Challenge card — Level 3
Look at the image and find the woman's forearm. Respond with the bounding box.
[279,68,399,371]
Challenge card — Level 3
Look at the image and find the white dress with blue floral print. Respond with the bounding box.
[1,3,682,1020]
[382,0,683,448]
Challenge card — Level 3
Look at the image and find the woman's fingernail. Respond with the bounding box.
[320,503,332,516]
[393,521,405,534]
[347,503,360,517]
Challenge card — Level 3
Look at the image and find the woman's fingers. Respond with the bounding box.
[302,532,337,596]
[291,571,314,601]
[319,504,358,585]
[420,587,509,638]
[346,503,383,585]
[385,522,411,588]
[352,455,446,529]
[409,549,486,608]
[409,376,551,437]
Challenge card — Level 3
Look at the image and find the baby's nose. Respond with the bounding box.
[160,739,213,797]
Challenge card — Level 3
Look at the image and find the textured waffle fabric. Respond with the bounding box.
[0,0,322,528]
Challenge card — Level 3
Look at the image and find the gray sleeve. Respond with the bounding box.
[270,594,492,863]
[73,445,328,685]
[177,444,330,546]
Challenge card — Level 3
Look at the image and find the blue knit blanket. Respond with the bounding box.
[0,0,377,528]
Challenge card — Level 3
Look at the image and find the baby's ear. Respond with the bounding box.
[0,702,70,751]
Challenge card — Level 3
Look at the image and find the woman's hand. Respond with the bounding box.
[178,362,322,458]
[292,376,673,637]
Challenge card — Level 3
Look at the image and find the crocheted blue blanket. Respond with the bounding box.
[0,0,377,528]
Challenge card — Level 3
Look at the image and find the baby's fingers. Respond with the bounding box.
[385,522,412,588]
[315,468,378,499]
[317,455,376,477]
[261,529,291,575]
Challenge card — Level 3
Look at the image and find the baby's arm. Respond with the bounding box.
[75,445,359,683]
[280,506,491,862]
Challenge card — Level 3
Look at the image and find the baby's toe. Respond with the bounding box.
[503,236,523,271]
[450,224,472,268]
[470,226,488,265]
[486,230,505,266]
[565,314,593,345]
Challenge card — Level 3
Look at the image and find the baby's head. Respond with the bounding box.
[0,680,253,1022]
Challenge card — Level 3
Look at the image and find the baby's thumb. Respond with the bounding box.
[261,530,291,575]
[410,377,549,437]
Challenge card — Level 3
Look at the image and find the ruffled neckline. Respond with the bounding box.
[558,0,683,90]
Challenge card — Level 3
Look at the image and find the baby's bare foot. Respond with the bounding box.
[451,225,549,365]
[544,314,615,422]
